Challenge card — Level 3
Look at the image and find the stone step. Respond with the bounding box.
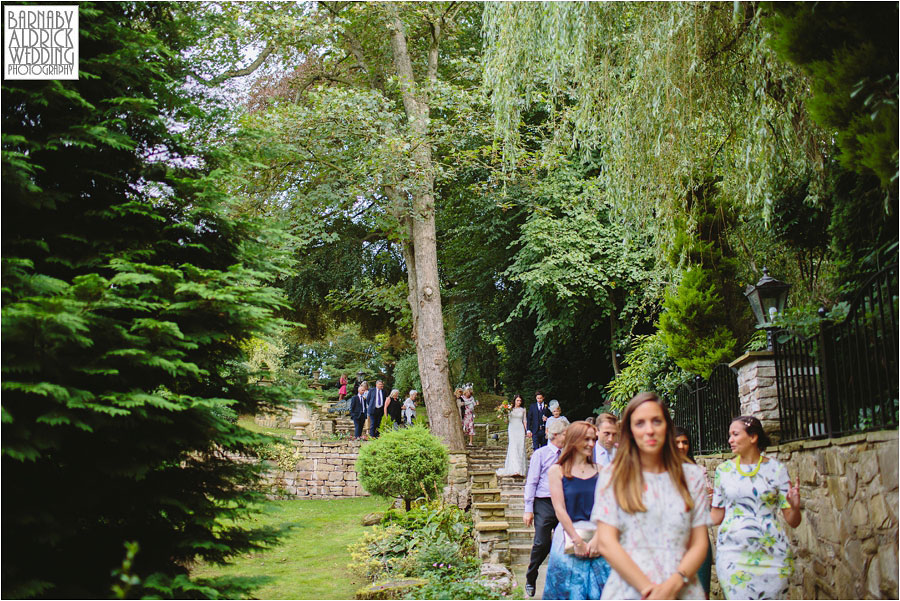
[472,489,502,503]
[510,543,532,563]
[472,502,507,510]
[474,520,510,532]
[509,533,534,545]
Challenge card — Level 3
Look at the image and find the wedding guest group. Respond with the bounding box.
[510,392,803,600]
[345,375,418,439]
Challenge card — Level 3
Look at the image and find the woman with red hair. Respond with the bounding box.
[542,421,611,599]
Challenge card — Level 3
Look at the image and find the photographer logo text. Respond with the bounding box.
[4,5,78,80]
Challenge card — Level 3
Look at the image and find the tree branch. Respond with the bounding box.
[321,1,385,92]
[191,44,275,86]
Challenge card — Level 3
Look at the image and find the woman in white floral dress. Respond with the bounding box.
[712,416,802,599]
[588,392,711,600]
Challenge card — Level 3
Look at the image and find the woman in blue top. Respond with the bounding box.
[543,421,611,600]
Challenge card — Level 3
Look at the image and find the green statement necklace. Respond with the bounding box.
[734,455,762,478]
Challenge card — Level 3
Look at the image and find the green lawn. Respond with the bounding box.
[192,497,390,599]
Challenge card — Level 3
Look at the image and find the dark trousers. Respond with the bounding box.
[532,429,547,451]
[526,497,558,587]
[368,411,383,437]
[352,415,365,438]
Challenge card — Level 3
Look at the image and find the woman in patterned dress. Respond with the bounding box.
[461,387,478,445]
[711,416,801,599]
[588,392,711,600]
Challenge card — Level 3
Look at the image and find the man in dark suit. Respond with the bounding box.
[526,390,552,450]
[349,384,367,440]
[366,379,387,438]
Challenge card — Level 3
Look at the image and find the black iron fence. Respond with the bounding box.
[775,263,899,442]
[671,363,741,455]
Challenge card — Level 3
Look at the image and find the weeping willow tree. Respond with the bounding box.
[482,2,828,241]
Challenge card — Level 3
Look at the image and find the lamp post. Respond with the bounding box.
[744,268,791,351]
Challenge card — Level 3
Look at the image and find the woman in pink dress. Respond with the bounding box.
[338,373,348,402]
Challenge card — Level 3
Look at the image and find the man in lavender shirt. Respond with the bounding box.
[593,412,618,466]
[522,417,570,597]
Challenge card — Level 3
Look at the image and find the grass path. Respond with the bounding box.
[192,497,390,599]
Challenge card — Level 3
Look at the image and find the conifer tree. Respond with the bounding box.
[2,3,293,597]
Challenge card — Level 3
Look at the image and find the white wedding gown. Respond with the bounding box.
[497,407,527,476]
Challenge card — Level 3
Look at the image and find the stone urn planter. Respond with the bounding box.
[289,400,312,438]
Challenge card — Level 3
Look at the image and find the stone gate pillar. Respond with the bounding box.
[729,351,781,442]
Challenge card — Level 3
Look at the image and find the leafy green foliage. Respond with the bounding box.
[1,3,295,598]
[356,426,449,510]
[408,574,503,600]
[606,334,690,411]
[393,352,422,395]
[504,159,660,357]
[483,2,826,232]
[765,3,898,195]
[348,501,496,599]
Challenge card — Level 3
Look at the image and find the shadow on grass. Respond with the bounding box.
[195,574,275,598]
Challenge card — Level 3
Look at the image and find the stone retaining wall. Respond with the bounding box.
[266,438,368,499]
[696,430,899,600]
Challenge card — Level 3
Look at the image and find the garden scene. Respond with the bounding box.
[2,2,897,600]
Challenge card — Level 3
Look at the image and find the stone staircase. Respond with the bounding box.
[468,442,535,569]
[333,416,354,436]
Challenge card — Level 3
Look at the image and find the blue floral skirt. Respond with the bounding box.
[543,522,611,600]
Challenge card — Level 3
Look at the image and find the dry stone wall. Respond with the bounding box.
[696,430,899,600]
[265,438,368,499]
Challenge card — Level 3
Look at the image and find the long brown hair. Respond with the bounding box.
[556,421,598,478]
[609,392,694,514]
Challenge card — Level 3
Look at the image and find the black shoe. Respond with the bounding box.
[525,583,535,597]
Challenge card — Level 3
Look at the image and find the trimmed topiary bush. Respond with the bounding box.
[356,425,449,510]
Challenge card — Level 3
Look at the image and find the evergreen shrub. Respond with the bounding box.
[356,426,449,510]
[1,3,294,598]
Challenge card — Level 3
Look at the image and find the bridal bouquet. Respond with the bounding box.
[496,400,512,421]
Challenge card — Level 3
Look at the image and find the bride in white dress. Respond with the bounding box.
[497,395,528,476]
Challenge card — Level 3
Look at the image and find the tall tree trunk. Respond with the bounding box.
[386,6,464,452]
